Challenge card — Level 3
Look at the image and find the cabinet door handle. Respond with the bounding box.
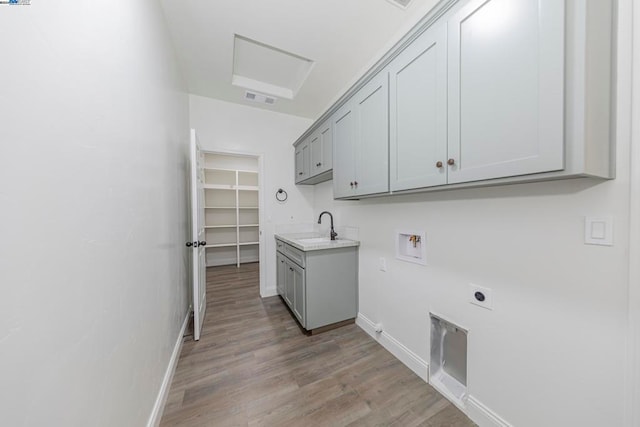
[436,161,443,168]
[447,158,455,166]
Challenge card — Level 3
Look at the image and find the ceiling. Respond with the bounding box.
[159,0,440,119]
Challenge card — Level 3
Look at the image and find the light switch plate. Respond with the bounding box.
[585,216,613,246]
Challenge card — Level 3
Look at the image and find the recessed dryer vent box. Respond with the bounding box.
[429,313,468,408]
[396,230,426,265]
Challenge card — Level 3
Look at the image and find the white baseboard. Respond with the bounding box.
[147,311,190,427]
[356,313,428,381]
[206,256,260,267]
[357,313,510,427]
[466,396,513,427]
[260,286,278,298]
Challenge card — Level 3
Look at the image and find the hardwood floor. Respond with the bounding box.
[160,263,475,427]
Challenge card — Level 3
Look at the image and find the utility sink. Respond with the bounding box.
[297,237,334,244]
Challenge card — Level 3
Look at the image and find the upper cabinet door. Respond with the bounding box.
[294,140,310,183]
[332,101,356,199]
[319,121,333,173]
[447,0,565,184]
[389,23,448,191]
[309,120,333,176]
[354,72,389,196]
[309,131,322,175]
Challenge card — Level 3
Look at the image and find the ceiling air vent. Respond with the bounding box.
[386,0,412,9]
[244,90,277,106]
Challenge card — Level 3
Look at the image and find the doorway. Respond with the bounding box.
[201,151,264,282]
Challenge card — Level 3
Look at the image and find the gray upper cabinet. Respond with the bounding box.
[294,0,614,197]
[447,0,565,184]
[389,22,448,191]
[294,139,310,184]
[334,72,389,199]
[295,119,333,185]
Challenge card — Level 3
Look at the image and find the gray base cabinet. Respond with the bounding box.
[276,239,358,331]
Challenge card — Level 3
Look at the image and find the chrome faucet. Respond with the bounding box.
[318,211,338,240]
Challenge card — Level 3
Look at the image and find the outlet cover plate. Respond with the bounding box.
[469,284,493,310]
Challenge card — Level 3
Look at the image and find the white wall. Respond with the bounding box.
[310,5,634,427]
[189,95,314,295]
[0,2,190,426]
[627,0,640,424]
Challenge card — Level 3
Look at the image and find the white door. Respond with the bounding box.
[189,129,207,341]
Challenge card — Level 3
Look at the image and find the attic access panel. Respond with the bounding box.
[232,34,315,100]
[386,0,413,9]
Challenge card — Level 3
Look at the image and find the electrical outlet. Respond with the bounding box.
[379,257,387,272]
[469,284,493,310]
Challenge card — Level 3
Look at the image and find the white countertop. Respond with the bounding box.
[275,233,360,251]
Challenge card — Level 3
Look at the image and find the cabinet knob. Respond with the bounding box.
[436,161,443,168]
[199,241,207,247]
[317,162,322,167]
[447,158,455,166]
[289,267,294,271]
[350,182,354,188]
[298,172,303,175]
[354,181,358,187]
